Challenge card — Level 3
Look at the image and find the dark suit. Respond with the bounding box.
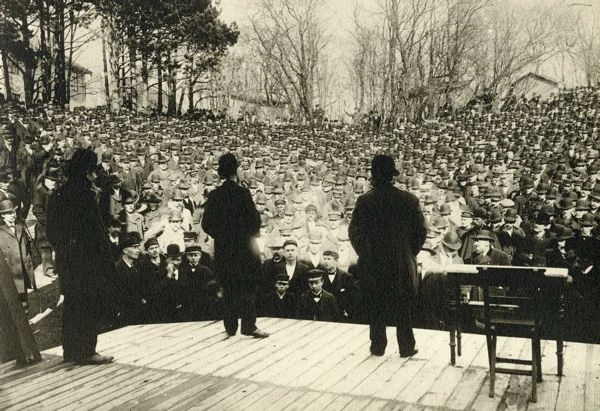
[349,183,427,355]
[179,261,217,320]
[322,268,360,321]
[201,179,261,335]
[263,291,297,319]
[47,176,114,362]
[151,266,192,322]
[287,261,310,296]
[112,258,148,326]
[299,290,340,321]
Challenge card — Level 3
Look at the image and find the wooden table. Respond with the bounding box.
[443,264,568,376]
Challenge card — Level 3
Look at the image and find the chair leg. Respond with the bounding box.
[531,338,538,403]
[556,339,564,377]
[536,337,543,382]
[457,329,462,357]
[450,329,456,365]
[487,334,496,398]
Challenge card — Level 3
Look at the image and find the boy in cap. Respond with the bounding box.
[180,242,219,321]
[262,273,297,319]
[298,269,340,322]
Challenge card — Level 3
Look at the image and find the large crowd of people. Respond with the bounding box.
[1,85,599,347]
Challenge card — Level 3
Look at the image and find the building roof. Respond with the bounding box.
[71,63,92,75]
[513,72,561,87]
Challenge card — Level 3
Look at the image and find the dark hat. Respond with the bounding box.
[165,243,183,258]
[504,208,518,223]
[185,243,203,253]
[556,226,574,241]
[575,199,590,211]
[441,231,462,250]
[183,231,198,240]
[473,229,494,242]
[217,153,239,178]
[121,232,141,250]
[323,249,339,259]
[274,198,286,207]
[555,197,575,210]
[123,190,138,204]
[168,209,183,222]
[283,239,298,248]
[581,213,596,227]
[461,209,474,218]
[274,273,290,283]
[489,209,503,224]
[535,213,551,225]
[144,237,159,250]
[307,269,324,280]
[473,207,487,219]
[371,154,399,178]
[0,199,16,214]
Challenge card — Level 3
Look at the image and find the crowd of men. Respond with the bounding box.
[1,85,599,342]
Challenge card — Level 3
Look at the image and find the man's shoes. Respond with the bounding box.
[226,330,237,337]
[400,348,419,358]
[242,328,270,338]
[74,353,114,365]
[370,344,385,356]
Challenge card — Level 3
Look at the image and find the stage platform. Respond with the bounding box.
[0,318,598,410]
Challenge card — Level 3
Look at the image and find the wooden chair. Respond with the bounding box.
[478,266,548,403]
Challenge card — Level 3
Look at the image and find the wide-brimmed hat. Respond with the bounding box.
[473,230,494,242]
[0,199,15,214]
[441,231,462,250]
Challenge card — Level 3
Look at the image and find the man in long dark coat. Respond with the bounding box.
[201,153,269,338]
[47,148,114,364]
[349,155,427,357]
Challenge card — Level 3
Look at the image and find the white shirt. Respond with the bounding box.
[286,262,296,279]
[328,273,336,284]
[309,252,320,268]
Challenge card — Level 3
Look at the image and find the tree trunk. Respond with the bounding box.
[53,0,67,108]
[101,18,111,107]
[166,51,176,116]
[156,52,163,115]
[187,60,194,113]
[37,0,50,103]
[1,50,12,102]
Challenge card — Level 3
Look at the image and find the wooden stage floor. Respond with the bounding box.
[1,318,598,410]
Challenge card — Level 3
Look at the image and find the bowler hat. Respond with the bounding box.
[0,199,15,214]
[473,230,494,242]
[121,232,141,250]
[166,244,183,258]
[441,231,462,250]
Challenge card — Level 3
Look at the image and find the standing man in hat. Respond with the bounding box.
[349,154,426,357]
[0,199,34,312]
[47,148,114,364]
[202,153,269,338]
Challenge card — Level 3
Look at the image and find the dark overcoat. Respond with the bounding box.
[201,179,261,287]
[348,184,427,299]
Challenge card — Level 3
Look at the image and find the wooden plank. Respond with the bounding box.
[33,366,146,410]
[262,389,305,411]
[153,377,230,411]
[185,382,250,411]
[130,375,220,410]
[443,367,488,410]
[94,370,184,410]
[419,332,486,407]
[584,343,600,411]
[251,321,354,384]
[276,323,365,387]
[128,321,229,367]
[245,387,289,409]
[308,339,371,392]
[212,320,323,379]
[365,398,391,410]
[322,394,354,410]
[0,363,114,407]
[328,353,387,394]
[283,390,322,411]
[204,382,261,410]
[292,325,369,388]
[180,318,304,375]
[172,317,293,373]
[468,336,530,411]
[0,356,65,385]
[497,337,533,411]
[554,342,587,411]
[344,396,373,410]
[2,364,122,410]
[303,392,337,411]
[230,386,275,410]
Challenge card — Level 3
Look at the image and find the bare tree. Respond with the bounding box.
[249,0,329,124]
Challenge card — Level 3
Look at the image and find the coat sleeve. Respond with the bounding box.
[348,196,368,257]
[407,194,427,255]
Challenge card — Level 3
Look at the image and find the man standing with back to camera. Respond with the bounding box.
[47,148,114,364]
[349,154,427,357]
[202,153,269,338]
